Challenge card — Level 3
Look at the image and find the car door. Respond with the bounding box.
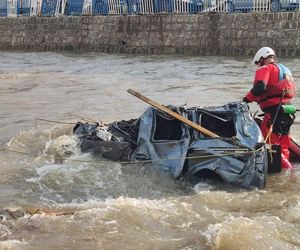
[232,0,253,12]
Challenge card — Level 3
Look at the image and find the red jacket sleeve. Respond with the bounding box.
[244,66,270,103]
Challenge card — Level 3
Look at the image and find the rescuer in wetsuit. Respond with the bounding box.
[243,47,296,169]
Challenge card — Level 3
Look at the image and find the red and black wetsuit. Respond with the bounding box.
[244,63,295,169]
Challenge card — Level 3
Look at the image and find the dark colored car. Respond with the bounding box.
[213,0,299,12]
[73,101,269,189]
[173,0,204,13]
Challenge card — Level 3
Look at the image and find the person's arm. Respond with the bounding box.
[243,66,269,103]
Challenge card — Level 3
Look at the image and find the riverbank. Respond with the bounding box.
[0,12,299,56]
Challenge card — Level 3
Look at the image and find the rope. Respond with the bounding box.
[35,118,76,125]
[34,117,104,126]
[263,90,286,162]
[0,145,265,165]
[3,117,265,165]
[67,113,104,125]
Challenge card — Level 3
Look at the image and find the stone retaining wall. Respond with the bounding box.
[0,12,299,56]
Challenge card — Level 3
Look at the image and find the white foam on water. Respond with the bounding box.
[193,182,215,192]
[24,150,124,204]
[0,223,12,241]
[7,129,42,152]
[26,163,86,184]
[43,134,82,161]
[5,125,76,171]
[203,215,300,250]
[0,240,29,249]
[283,201,300,224]
[55,196,179,214]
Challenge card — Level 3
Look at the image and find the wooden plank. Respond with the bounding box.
[127,89,219,138]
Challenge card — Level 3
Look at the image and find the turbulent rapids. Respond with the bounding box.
[73,100,270,189]
[2,53,300,249]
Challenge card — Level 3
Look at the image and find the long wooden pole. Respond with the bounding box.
[127,89,219,138]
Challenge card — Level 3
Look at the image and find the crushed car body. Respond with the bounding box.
[73,101,269,189]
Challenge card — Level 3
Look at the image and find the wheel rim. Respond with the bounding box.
[271,0,280,11]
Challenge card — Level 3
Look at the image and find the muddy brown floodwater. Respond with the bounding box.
[1,52,300,249]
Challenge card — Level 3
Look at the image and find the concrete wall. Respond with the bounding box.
[0,12,300,56]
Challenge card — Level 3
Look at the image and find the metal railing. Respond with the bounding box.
[0,0,299,17]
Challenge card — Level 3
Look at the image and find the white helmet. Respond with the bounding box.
[252,47,276,66]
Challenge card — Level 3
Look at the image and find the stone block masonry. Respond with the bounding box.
[0,12,300,56]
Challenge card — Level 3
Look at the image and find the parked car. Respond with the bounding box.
[213,0,299,12]
[189,0,204,12]
[175,0,204,13]
[0,8,6,16]
[270,0,299,11]
[0,0,7,16]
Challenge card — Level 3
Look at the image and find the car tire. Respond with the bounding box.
[271,0,281,11]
